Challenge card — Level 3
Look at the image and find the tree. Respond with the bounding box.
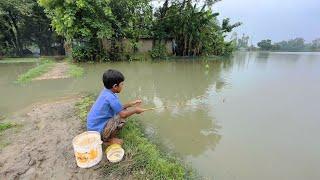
[39,0,152,61]
[273,38,306,51]
[257,39,273,50]
[0,0,64,56]
[24,2,65,55]
[286,38,305,51]
[0,0,32,56]
[257,37,320,52]
[39,0,240,60]
[153,0,241,56]
[237,33,249,49]
[108,0,152,58]
[311,38,320,50]
[39,0,113,60]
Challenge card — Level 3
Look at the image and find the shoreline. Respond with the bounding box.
[76,94,197,179]
[13,58,84,83]
[0,95,197,179]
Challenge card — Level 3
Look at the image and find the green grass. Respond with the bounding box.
[75,94,95,123]
[68,63,84,78]
[110,120,196,179]
[0,57,39,64]
[0,122,16,133]
[76,95,196,179]
[0,122,17,150]
[15,59,54,83]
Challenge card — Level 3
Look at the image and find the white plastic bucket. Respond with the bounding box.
[72,131,103,168]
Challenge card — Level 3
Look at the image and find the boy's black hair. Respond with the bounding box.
[102,69,125,89]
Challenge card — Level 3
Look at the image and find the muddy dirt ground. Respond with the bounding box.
[0,97,106,180]
[34,62,70,81]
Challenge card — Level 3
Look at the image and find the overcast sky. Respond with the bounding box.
[213,0,320,44]
[152,0,320,45]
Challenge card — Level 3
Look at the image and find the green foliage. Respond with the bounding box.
[72,42,96,62]
[104,119,196,179]
[232,33,250,50]
[0,122,16,133]
[38,0,113,40]
[149,44,167,59]
[0,121,18,149]
[39,0,239,60]
[75,95,196,179]
[15,58,54,83]
[273,38,305,51]
[109,0,153,39]
[75,95,95,123]
[153,0,241,56]
[0,0,32,56]
[310,38,320,51]
[39,0,152,61]
[39,0,114,61]
[257,39,273,50]
[0,0,64,56]
[2,0,240,59]
[257,37,320,52]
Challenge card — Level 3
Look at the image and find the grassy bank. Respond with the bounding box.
[15,58,54,83]
[75,95,196,179]
[0,58,39,64]
[0,121,17,149]
[0,122,16,133]
[14,57,84,83]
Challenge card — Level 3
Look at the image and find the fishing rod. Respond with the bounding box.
[143,104,191,111]
[143,94,205,112]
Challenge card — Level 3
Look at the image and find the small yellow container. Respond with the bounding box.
[105,144,125,163]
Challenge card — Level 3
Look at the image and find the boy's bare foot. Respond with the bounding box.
[105,137,123,146]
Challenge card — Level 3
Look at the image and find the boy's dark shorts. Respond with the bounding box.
[101,115,125,142]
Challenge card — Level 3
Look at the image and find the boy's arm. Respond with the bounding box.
[122,99,142,109]
[118,106,145,119]
[110,98,144,119]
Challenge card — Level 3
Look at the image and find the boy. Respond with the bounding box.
[87,69,146,145]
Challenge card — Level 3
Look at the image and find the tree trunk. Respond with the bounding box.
[183,34,187,56]
[8,11,23,56]
[188,35,193,56]
[38,37,53,56]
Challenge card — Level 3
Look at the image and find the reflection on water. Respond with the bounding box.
[256,51,270,59]
[146,109,221,157]
[1,52,320,179]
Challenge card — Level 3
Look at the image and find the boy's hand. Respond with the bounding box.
[131,99,142,107]
[135,107,146,114]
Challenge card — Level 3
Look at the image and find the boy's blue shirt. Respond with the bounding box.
[87,88,123,133]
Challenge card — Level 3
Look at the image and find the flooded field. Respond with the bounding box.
[1,52,320,179]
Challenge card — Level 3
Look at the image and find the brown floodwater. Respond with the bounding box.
[0,52,319,179]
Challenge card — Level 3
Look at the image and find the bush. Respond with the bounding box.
[72,40,111,62]
[0,45,15,57]
[72,42,96,62]
[149,44,167,59]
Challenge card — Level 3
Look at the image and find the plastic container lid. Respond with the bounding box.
[105,144,125,163]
